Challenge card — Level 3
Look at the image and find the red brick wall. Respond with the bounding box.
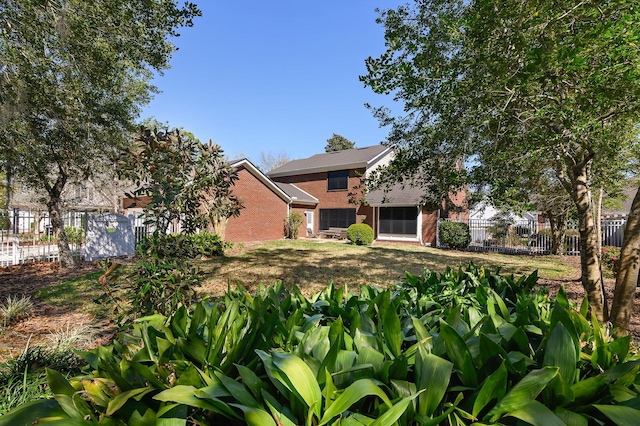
[226,166,289,242]
[273,169,370,233]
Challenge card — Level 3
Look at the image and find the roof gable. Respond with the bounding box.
[231,159,291,203]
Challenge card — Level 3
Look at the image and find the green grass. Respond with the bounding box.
[34,270,108,318]
[197,240,576,297]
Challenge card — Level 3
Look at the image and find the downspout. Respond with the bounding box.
[286,201,291,239]
[435,209,441,248]
[417,205,423,245]
[374,206,379,241]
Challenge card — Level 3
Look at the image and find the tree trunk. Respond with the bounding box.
[547,211,567,255]
[209,216,228,239]
[571,168,606,321]
[596,188,604,255]
[45,173,76,268]
[48,198,75,268]
[609,187,640,330]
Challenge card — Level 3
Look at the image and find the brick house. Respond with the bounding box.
[263,145,468,245]
[122,146,467,245]
[225,159,318,243]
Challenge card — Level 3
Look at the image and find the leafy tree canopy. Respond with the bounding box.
[0,0,200,266]
[120,127,242,236]
[361,0,640,323]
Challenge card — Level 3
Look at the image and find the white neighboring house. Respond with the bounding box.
[469,201,538,222]
[8,176,128,234]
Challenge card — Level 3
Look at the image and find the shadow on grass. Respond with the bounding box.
[197,241,576,297]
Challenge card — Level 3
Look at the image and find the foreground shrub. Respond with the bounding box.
[346,223,374,245]
[438,221,471,249]
[101,232,203,325]
[4,265,640,425]
[0,345,86,417]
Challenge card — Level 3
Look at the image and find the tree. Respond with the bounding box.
[0,1,200,267]
[120,127,242,238]
[325,133,356,152]
[257,150,291,172]
[361,0,640,326]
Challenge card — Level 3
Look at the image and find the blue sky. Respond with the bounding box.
[142,1,402,162]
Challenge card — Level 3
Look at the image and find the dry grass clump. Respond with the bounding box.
[0,295,34,327]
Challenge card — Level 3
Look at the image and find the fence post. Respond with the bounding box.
[12,234,19,265]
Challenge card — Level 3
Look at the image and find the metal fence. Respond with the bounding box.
[438,217,627,255]
[0,209,186,267]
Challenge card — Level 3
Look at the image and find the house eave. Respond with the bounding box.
[268,162,369,178]
[231,159,292,203]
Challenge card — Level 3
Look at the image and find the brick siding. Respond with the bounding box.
[273,169,371,234]
[226,166,288,242]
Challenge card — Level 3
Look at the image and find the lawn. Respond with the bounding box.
[0,239,579,363]
[197,239,577,298]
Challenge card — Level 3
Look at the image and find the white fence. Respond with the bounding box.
[0,209,184,267]
[438,218,627,255]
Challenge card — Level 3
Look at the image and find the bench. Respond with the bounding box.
[319,227,348,239]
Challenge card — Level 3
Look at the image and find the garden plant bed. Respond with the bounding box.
[0,240,638,364]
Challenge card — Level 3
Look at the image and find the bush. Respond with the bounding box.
[185,233,228,257]
[438,221,471,249]
[5,266,640,425]
[64,226,84,244]
[0,296,34,327]
[602,245,621,276]
[346,223,374,245]
[102,233,203,325]
[285,212,304,239]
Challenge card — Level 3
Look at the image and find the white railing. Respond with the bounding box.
[0,209,86,267]
[438,217,627,255]
[0,209,186,266]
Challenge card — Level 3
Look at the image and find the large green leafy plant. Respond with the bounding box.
[99,233,204,326]
[4,265,639,425]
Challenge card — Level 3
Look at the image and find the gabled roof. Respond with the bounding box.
[274,183,318,206]
[231,159,291,203]
[231,158,319,206]
[268,144,392,178]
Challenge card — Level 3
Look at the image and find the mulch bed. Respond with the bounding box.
[0,262,111,362]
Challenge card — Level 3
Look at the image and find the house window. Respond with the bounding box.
[379,207,418,235]
[319,208,356,230]
[327,170,349,191]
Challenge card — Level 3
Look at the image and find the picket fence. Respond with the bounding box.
[438,218,627,255]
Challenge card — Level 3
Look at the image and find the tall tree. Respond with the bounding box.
[362,0,640,325]
[325,133,356,152]
[0,0,200,267]
[121,127,242,238]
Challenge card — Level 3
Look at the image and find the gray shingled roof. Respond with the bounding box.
[274,182,318,205]
[366,183,427,206]
[268,145,391,178]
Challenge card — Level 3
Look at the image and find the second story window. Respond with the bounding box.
[327,170,349,191]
